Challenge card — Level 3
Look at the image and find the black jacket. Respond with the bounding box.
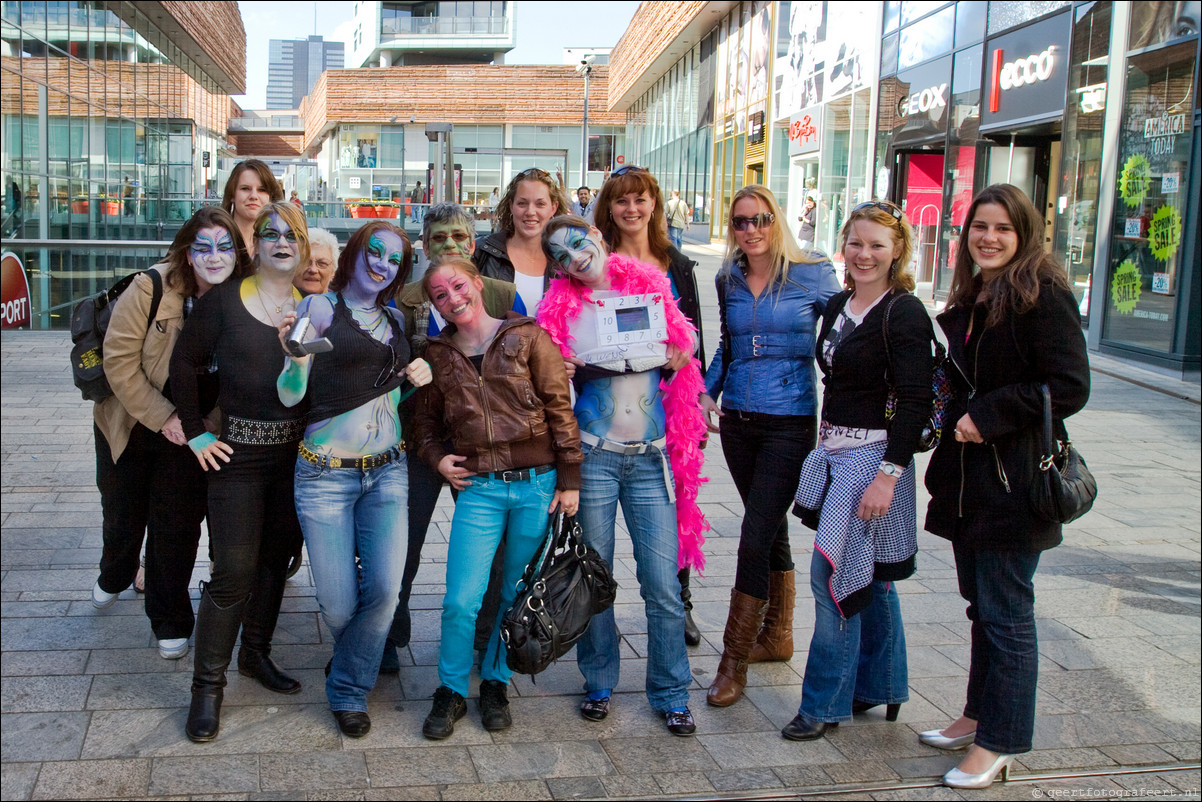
[472,231,553,291]
[924,280,1090,551]
[666,245,705,363]
[815,289,935,467]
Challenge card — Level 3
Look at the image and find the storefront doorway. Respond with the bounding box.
[895,151,945,286]
[982,131,1062,254]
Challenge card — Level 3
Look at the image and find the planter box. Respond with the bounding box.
[350,206,377,219]
[375,205,399,219]
[71,201,89,213]
[102,201,121,216]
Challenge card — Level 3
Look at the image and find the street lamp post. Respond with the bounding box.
[576,56,595,188]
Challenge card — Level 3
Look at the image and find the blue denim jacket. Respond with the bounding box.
[704,258,841,415]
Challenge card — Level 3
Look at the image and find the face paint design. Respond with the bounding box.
[427,265,485,326]
[348,230,405,301]
[547,226,607,287]
[187,226,237,292]
[424,221,473,263]
[256,212,300,274]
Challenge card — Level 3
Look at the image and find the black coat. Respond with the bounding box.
[924,280,1090,551]
[472,231,553,292]
[666,245,706,363]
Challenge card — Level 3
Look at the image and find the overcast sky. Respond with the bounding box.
[233,1,641,109]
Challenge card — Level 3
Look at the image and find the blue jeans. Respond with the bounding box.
[439,470,556,696]
[953,541,1041,754]
[668,226,684,250]
[294,452,408,712]
[575,444,692,712]
[798,550,908,723]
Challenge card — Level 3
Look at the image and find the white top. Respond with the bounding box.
[513,271,546,317]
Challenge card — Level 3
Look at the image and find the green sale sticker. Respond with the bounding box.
[1110,260,1142,314]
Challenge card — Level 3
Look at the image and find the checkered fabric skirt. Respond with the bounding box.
[794,441,917,611]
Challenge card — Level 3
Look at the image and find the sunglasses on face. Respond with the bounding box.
[731,212,775,232]
[853,201,903,221]
[611,165,648,177]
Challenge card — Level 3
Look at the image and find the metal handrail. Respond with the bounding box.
[3,239,172,248]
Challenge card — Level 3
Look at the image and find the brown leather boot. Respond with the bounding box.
[706,589,768,707]
[748,570,796,663]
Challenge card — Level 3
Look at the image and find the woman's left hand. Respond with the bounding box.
[953,413,983,443]
[405,358,432,387]
[665,343,690,372]
[856,474,897,522]
[549,489,580,516]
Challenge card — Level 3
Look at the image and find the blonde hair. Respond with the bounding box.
[252,201,310,277]
[722,185,824,293]
[838,200,916,293]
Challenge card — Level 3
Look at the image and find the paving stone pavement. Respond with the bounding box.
[2,246,1199,800]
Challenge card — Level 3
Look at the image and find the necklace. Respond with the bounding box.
[252,276,294,326]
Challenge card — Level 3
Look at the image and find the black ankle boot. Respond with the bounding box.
[186,686,223,742]
[186,583,247,743]
[237,562,300,694]
[679,567,701,647]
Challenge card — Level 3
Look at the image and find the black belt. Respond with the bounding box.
[299,442,403,470]
[480,464,554,482]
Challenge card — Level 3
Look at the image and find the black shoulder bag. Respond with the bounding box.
[1030,383,1097,523]
[500,512,617,677]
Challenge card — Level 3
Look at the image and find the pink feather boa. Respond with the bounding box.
[537,252,709,572]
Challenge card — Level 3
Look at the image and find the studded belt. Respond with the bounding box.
[298,442,404,470]
[224,415,305,446]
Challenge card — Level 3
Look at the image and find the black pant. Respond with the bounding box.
[204,443,302,608]
[95,423,207,639]
[388,452,446,648]
[720,411,817,600]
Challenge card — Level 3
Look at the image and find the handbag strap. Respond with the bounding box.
[1039,382,1055,469]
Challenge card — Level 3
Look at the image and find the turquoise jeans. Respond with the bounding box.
[437,469,556,696]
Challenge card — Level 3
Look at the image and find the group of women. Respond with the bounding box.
[90,155,1088,789]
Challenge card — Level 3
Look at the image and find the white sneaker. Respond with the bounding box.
[158,638,189,660]
[91,580,119,609]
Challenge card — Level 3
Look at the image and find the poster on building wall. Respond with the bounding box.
[773,0,871,120]
[1128,0,1201,50]
[748,2,772,108]
[775,1,827,119]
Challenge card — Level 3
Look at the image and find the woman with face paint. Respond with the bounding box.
[411,258,582,741]
[221,159,284,260]
[538,216,708,737]
[274,222,432,738]
[170,201,311,743]
[594,166,708,648]
[92,207,251,661]
[472,168,572,315]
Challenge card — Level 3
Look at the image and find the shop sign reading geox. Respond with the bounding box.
[981,11,1072,132]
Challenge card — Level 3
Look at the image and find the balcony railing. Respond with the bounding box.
[380,15,510,37]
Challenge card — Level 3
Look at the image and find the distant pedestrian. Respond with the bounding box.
[665,189,690,250]
[924,184,1089,789]
[410,182,424,224]
[570,185,595,223]
[797,195,816,248]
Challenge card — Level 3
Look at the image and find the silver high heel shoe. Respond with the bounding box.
[943,753,1014,789]
[919,728,975,750]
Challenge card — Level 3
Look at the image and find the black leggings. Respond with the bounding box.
[720,411,817,600]
[95,423,206,639]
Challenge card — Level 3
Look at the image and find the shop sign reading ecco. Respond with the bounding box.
[898,83,948,117]
[990,46,1057,112]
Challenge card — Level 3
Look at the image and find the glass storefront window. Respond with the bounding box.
[1051,1,1110,318]
[1101,40,1195,352]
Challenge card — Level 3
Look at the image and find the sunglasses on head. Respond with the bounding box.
[516,167,551,180]
[853,201,903,221]
[610,165,648,177]
[731,212,775,232]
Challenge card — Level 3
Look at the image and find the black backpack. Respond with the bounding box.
[70,270,163,402]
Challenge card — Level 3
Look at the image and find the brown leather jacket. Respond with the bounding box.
[412,312,582,490]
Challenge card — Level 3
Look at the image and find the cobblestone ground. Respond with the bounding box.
[2,246,1199,800]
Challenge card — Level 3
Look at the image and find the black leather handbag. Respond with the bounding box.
[1030,384,1097,524]
[500,512,618,677]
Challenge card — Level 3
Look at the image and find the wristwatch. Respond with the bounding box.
[878,461,904,477]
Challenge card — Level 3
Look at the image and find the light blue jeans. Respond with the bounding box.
[438,469,556,696]
[575,444,692,712]
[798,549,909,723]
[294,452,408,713]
